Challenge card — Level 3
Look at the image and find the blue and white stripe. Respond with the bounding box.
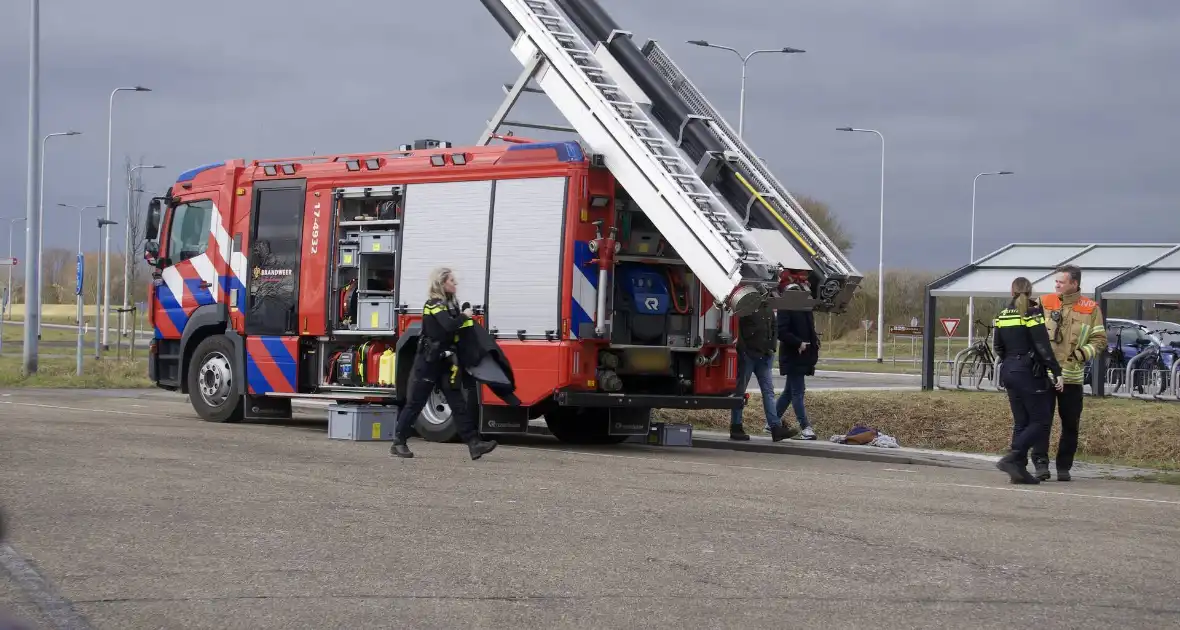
[570,240,599,340]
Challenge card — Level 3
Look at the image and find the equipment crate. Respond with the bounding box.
[328,404,398,441]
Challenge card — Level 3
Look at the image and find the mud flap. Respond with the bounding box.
[607,407,651,436]
[244,394,292,421]
[479,404,529,434]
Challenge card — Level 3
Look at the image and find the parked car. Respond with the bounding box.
[1085,318,1177,389]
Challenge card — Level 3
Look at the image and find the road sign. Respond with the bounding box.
[940,317,961,337]
[861,319,873,331]
[75,254,84,296]
[0,257,17,266]
[889,325,922,337]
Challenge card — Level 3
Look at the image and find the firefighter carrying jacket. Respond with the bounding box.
[993,279,1063,485]
[391,295,498,461]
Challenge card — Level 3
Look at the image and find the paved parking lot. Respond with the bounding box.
[1,389,1178,629]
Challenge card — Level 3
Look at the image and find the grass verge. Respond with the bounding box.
[0,356,152,388]
[655,389,1180,471]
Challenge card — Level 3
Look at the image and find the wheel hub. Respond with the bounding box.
[198,351,232,408]
[421,387,452,426]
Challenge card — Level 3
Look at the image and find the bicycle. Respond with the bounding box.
[957,319,996,388]
[1137,328,1178,396]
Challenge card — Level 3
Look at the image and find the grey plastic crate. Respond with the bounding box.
[328,404,398,441]
[627,422,693,446]
[338,243,358,268]
[358,297,395,331]
[360,231,396,254]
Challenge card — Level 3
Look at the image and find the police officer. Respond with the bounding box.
[994,277,1064,485]
[391,267,498,460]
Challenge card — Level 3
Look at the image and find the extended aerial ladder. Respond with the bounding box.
[477,0,860,315]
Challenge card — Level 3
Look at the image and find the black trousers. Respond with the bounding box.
[1002,362,1055,458]
[1033,384,1084,471]
[394,357,480,444]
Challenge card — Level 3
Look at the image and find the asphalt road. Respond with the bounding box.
[2,389,1178,629]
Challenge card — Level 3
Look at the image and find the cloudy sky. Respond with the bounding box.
[1,0,1178,275]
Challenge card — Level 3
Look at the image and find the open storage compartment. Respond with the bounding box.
[319,184,405,398]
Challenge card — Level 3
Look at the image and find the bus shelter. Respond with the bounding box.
[922,243,1180,395]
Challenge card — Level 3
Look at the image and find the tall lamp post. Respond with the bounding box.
[59,203,103,375]
[837,127,886,362]
[968,170,1014,345]
[121,164,163,337]
[95,218,118,360]
[37,130,82,339]
[23,0,41,373]
[686,40,804,138]
[101,85,151,349]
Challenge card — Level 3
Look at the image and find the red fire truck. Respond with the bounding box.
[141,0,860,444]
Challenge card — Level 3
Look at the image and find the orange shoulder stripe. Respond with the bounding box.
[1041,294,1061,310]
[1075,297,1096,314]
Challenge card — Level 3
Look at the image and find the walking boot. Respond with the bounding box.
[729,425,750,441]
[468,439,498,460]
[771,424,800,443]
[390,440,414,459]
[1056,468,1072,482]
[1032,457,1051,481]
[996,450,1041,484]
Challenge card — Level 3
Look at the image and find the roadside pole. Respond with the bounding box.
[75,252,83,375]
[95,218,118,359]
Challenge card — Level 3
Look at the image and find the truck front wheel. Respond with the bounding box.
[187,335,244,423]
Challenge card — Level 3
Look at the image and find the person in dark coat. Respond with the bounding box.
[732,300,799,442]
[775,280,820,440]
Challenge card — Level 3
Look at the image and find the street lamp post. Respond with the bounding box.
[95,218,118,360]
[37,130,82,339]
[837,127,886,362]
[121,164,163,338]
[102,85,151,350]
[24,0,41,373]
[968,170,1015,345]
[59,203,103,375]
[686,40,804,138]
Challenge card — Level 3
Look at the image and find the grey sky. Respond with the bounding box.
[2,0,1178,274]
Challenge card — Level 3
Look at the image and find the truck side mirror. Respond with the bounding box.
[145,197,164,241]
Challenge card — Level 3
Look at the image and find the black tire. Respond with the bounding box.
[187,335,243,423]
[412,385,461,443]
[957,352,983,388]
[545,407,646,445]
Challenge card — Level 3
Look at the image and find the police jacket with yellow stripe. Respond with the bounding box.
[419,297,473,364]
[1041,292,1107,385]
[993,301,1062,380]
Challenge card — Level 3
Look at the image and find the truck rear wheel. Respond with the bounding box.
[413,386,460,443]
[544,407,635,445]
[187,335,244,423]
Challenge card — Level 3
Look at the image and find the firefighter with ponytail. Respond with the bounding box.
[391,267,498,461]
[993,277,1063,484]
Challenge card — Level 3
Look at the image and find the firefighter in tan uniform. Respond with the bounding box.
[1034,265,1107,481]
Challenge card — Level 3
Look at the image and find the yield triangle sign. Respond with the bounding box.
[940,317,961,337]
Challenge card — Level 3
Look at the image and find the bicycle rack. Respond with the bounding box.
[1124,352,1164,401]
[1104,367,1129,397]
[934,360,954,390]
[1171,360,1180,400]
[950,347,973,390]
